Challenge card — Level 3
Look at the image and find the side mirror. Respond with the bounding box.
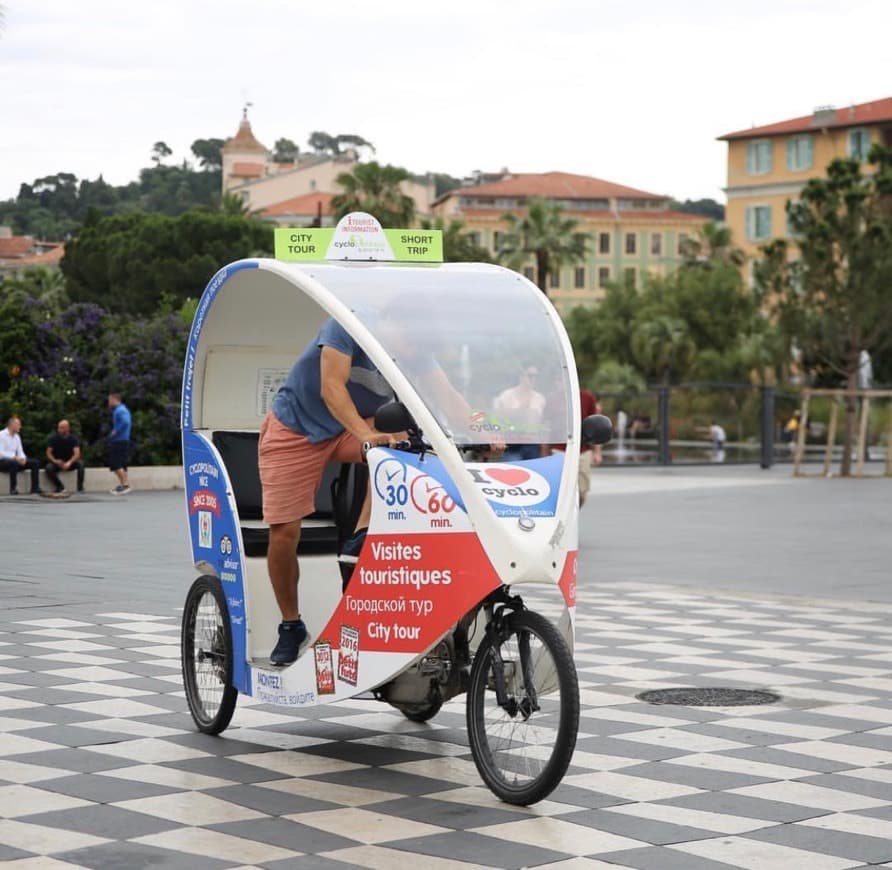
[582,414,612,446]
[375,401,417,434]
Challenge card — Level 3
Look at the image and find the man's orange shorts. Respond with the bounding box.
[258,411,363,525]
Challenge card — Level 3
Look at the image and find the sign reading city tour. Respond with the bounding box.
[274,212,443,263]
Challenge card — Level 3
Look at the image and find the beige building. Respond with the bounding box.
[433,172,706,314]
[719,96,892,263]
[222,111,435,226]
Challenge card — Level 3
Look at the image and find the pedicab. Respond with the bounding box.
[179,212,612,805]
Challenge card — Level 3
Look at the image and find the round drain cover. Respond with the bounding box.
[636,687,780,707]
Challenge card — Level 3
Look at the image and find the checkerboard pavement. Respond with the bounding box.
[2,583,892,869]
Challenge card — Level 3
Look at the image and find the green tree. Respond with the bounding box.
[335,133,375,155]
[220,192,253,216]
[631,315,697,384]
[272,138,299,163]
[419,217,491,262]
[670,198,725,221]
[589,360,646,397]
[497,198,588,296]
[680,221,745,267]
[756,145,892,475]
[307,131,374,156]
[566,279,640,380]
[61,210,273,315]
[331,162,416,227]
[151,141,173,166]
[190,138,225,171]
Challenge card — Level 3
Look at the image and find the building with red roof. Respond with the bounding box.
[0,228,65,275]
[433,171,706,312]
[718,96,892,263]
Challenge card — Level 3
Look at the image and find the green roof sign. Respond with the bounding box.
[274,212,442,263]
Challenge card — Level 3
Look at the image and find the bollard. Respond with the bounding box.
[760,386,775,469]
[657,386,671,465]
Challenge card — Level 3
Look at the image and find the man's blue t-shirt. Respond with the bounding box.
[273,319,392,442]
[111,404,131,442]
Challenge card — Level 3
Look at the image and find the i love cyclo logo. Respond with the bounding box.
[466,464,551,507]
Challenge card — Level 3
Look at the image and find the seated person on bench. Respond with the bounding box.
[0,415,42,495]
[45,418,85,494]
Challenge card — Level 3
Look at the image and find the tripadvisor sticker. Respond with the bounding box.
[274,212,442,262]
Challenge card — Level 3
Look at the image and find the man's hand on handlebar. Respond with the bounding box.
[360,428,407,456]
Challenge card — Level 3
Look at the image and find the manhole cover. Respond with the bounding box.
[637,687,781,707]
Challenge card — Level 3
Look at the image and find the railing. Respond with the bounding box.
[593,384,890,469]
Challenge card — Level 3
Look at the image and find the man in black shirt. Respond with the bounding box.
[45,419,85,493]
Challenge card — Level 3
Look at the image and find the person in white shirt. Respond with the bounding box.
[0,416,43,495]
[492,364,546,461]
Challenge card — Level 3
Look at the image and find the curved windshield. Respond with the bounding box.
[300,262,573,447]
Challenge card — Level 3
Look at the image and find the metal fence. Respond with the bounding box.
[594,384,890,468]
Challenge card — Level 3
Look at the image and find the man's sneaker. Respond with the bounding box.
[110,485,131,495]
[55,484,66,494]
[338,527,367,592]
[270,619,308,666]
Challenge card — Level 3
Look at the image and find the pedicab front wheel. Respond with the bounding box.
[466,609,579,805]
[182,575,238,734]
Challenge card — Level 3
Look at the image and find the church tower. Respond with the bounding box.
[221,106,269,194]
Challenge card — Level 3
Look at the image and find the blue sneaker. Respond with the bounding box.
[270,619,308,666]
[338,528,367,592]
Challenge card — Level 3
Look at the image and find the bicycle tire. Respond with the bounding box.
[466,608,579,805]
[181,575,238,734]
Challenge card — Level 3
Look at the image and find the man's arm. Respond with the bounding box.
[68,444,82,468]
[319,346,395,447]
[46,444,63,466]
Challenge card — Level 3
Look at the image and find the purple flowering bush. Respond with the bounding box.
[2,295,189,465]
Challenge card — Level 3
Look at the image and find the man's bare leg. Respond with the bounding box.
[354,483,373,533]
[268,519,302,621]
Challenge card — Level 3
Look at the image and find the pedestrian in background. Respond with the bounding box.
[0,415,42,495]
[45,418,85,493]
[107,392,132,495]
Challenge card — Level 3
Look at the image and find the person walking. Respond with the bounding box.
[45,419,85,493]
[107,393,132,495]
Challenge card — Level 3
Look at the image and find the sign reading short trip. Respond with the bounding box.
[274,211,443,263]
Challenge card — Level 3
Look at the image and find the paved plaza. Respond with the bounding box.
[1,468,891,868]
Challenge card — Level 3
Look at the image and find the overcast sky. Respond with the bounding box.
[2,0,890,204]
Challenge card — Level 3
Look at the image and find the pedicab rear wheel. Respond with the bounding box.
[182,575,238,734]
[466,609,579,805]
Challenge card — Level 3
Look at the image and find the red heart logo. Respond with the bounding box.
[486,467,530,486]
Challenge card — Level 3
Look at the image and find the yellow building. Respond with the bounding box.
[432,171,706,315]
[719,96,892,264]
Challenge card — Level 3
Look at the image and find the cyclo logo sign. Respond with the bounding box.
[467,464,551,507]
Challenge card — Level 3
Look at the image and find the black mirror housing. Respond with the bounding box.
[375,401,417,434]
[582,414,612,446]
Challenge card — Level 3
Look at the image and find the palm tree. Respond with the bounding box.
[220,191,254,217]
[419,216,491,262]
[497,198,588,296]
[331,162,415,227]
[5,266,68,312]
[681,221,745,267]
[631,315,696,384]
